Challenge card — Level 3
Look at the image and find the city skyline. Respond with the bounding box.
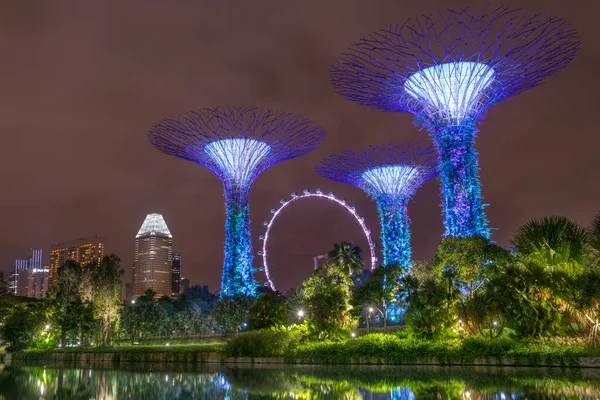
[0,0,598,292]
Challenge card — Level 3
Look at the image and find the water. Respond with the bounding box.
[1,363,599,399]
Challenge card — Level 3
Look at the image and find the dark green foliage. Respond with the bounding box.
[247,293,288,330]
[302,265,354,338]
[213,295,253,333]
[511,216,590,268]
[351,264,402,326]
[433,235,511,297]
[403,276,453,339]
[1,303,45,351]
[292,334,594,366]
[224,329,298,357]
[0,271,8,296]
[90,254,123,345]
[328,241,364,276]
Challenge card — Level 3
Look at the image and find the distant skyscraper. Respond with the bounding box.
[180,277,190,294]
[132,213,173,298]
[171,253,181,298]
[124,282,133,300]
[49,236,105,284]
[11,249,44,295]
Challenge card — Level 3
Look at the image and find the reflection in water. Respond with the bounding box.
[0,363,599,399]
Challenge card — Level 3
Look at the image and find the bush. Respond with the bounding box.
[224,329,298,358]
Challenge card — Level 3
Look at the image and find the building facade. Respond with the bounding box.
[10,249,43,295]
[180,277,190,294]
[16,268,49,298]
[132,214,173,298]
[49,235,106,284]
[171,253,181,298]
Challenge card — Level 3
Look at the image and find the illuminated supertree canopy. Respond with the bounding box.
[149,106,325,297]
[316,143,438,269]
[330,6,580,238]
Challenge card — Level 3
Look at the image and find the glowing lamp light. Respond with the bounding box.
[297,310,304,318]
[204,138,271,187]
[131,300,136,304]
[351,332,356,338]
[362,165,419,196]
[368,307,374,313]
[405,62,496,123]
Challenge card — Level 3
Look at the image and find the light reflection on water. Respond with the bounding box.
[0,363,599,399]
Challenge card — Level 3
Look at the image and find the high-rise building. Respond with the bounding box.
[10,249,43,295]
[180,277,190,294]
[171,253,181,298]
[124,282,133,300]
[49,235,106,284]
[16,268,49,298]
[132,213,173,298]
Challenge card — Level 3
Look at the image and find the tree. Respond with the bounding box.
[328,241,364,276]
[351,264,402,327]
[302,264,354,338]
[1,304,45,351]
[511,216,590,273]
[212,295,253,333]
[90,254,123,345]
[47,260,85,346]
[590,212,600,268]
[247,293,288,330]
[432,236,511,298]
[0,272,9,296]
[488,262,561,338]
[403,274,453,339]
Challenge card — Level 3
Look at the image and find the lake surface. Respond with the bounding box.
[1,363,599,399]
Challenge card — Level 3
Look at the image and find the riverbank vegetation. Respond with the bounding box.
[1,213,599,363]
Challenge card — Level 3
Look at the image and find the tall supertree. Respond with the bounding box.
[316,143,437,268]
[149,106,325,297]
[330,6,580,238]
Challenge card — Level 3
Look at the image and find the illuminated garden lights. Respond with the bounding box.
[259,189,377,290]
[148,106,325,297]
[316,143,437,269]
[331,6,580,238]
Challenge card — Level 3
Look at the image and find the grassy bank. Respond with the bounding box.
[225,331,600,367]
[5,333,600,367]
[9,343,224,363]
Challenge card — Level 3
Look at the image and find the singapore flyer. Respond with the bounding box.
[257,188,377,291]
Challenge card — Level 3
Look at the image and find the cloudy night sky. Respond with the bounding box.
[0,0,598,292]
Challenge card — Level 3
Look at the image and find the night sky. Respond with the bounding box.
[1,0,598,293]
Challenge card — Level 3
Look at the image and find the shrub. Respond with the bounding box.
[224,329,298,358]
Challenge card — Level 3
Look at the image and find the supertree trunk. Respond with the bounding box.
[221,189,256,297]
[375,195,411,269]
[429,121,489,238]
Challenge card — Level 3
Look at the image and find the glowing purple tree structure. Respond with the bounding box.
[148,106,325,297]
[331,6,580,238]
[316,143,437,269]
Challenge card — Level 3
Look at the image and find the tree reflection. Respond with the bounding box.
[0,365,599,399]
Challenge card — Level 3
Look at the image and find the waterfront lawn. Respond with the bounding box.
[226,330,600,366]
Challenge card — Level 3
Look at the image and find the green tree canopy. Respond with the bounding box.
[328,241,364,276]
[247,292,288,330]
[511,216,590,272]
[89,254,123,345]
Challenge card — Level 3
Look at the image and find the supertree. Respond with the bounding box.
[148,106,325,297]
[316,143,437,268]
[330,6,580,238]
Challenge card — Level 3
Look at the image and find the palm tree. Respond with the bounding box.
[327,241,364,276]
[510,216,590,273]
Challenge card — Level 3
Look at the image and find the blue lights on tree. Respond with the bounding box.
[316,143,437,269]
[148,106,325,297]
[330,6,580,238]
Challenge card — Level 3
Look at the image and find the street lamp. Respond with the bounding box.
[297,310,304,320]
[131,300,136,304]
